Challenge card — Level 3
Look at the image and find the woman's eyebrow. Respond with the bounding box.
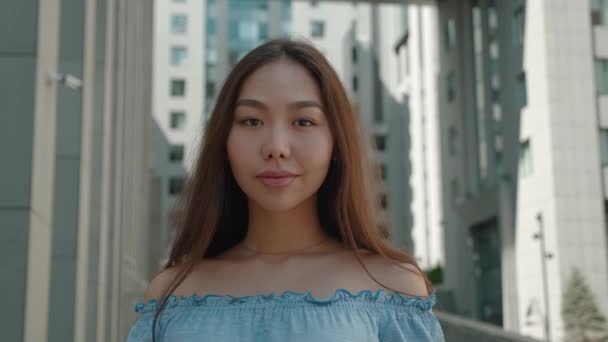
[235,98,324,111]
[235,98,267,110]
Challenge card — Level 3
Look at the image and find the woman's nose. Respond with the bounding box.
[261,126,291,161]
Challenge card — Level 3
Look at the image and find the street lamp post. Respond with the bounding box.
[533,212,553,342]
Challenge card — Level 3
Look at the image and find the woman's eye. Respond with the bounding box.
[294,119,315,127]
[241,118,262,126]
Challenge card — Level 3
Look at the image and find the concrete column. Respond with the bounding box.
[23,1,62,341]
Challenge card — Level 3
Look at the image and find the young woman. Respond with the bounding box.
[127,38,445,341]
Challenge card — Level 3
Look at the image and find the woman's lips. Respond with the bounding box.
[257,175,297,187]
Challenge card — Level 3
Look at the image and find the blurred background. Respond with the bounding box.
[1,0,608,341]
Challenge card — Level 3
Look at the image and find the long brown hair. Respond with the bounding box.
[151,38,432,339]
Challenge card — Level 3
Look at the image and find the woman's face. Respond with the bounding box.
[227,58,334,212]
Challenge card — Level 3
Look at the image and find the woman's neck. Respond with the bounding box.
[241,196,329,254]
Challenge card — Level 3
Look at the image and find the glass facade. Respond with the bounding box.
[204,0,291,118]
[471,219,503,326]
[228,0,271,67]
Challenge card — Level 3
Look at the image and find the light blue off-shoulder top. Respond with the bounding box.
[126,288,445,341]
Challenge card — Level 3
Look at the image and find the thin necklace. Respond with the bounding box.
[239,238,331,256]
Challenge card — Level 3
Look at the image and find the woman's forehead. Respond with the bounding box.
[238,59,321,104]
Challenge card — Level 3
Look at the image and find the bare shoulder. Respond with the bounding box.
[363,253,430,298]
[143,266,180,302]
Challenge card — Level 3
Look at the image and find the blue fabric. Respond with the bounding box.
[126,289,445,341]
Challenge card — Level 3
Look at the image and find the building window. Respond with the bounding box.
[169,145,184,162]
[447,71,456,102]
[375,135,386,152]
[168,177,185,195]
[171,14,188,34]
[352,46,358,63]
[379,193,388,209]
[592,0,608,26]
[281,0,292,36]
[235,20,260,41]
[451,178,460,206]
[444,18,456,51]
[206,81,216,99]
[516,72,528,110]
[489,40,501,93]
[206,48,218,66]
[600,129,608,166]
[228,50,240,67]
[495,142,504,176]
[595,59,608,95]
[207,17,216,37]
[380,164,387,180]
[310,20,325,38]
[259,22,269,40]
[171,46,187,66]
[170,111,186,129]
[378,222,390,239]
[171,79,186,96]
[519,140,533,177]
[352,75,358,92]
[449,125,458,156]
[488,0,498,32]
[512,7,525,47]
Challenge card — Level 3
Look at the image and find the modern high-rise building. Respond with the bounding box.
[205,0,291,116]
[393,4,445,271]
[149,0,284,259]
[291,2,445,265]
[152,0,205,260]
[436,0,608,341]
[152,0,294,258]
[0,0,157,341]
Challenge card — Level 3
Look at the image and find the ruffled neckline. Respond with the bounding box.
[134,288,436,314]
